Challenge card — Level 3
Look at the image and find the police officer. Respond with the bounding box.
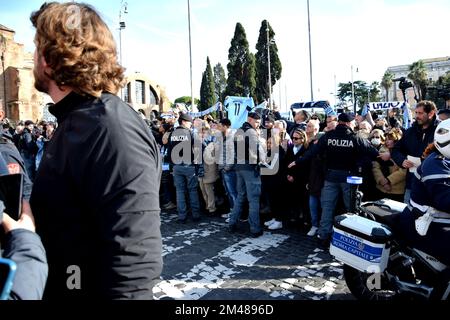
[0,110,46,300]
[229,112,265,238]
[289,113,379,246]
[395,119,450,264]
[0,109,32,201]
[168,112,202,223]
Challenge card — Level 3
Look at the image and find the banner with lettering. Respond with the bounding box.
[361,101,412,129]
[366,101,406,111]
[290,100,336,116]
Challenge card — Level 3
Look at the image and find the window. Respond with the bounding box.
[136,80,145,104]
[123,82,131,103]
[149,85,159,105]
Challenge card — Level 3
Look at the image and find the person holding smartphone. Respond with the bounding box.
[0,191,48,300]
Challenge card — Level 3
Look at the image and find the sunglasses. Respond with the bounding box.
[292,137,303,141]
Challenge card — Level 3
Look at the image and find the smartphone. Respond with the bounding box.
[0,173,23,221]
[0,258,17,300]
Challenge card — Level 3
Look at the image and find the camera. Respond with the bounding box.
[399,79,414,91]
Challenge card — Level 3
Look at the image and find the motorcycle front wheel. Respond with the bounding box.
[343,265,400,300]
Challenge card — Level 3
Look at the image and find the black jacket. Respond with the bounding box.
[296,124,379,181]
[18,128,37,159]
[167,125,200,166]
[391,120,437,189]
[30,92,162,300]
[0,133,33,200]
[285,144,309,186]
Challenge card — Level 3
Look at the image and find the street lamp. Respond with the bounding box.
[266,24,272,110]
[351,65,355,114]
[0,35,7,117]
[351,65,359,114]
[119,1,127,101]
[187,0,194,112]
[307,0,314,101]
[119,1,127,66]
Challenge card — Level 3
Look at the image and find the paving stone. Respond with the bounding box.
[156,212,352,300]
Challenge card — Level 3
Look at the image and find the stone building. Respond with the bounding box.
[384,57,450,105]
[0,24,44,122]
[121,72,171,119]
[1,24,171,123]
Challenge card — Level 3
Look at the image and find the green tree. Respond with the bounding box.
[381,70,394,101]
[337,80,373,109]
[225,23,256,99]
[199,57,216,111]
[369,81,381,103]
[213,63,227,102]
[408,60,428,101]
[174,96,200,110]
[255,20,282,104]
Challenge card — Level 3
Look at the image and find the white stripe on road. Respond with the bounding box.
[161,221,223,257]
[266,250,344,300]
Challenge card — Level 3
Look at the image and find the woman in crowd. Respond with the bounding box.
[372,128,406,202]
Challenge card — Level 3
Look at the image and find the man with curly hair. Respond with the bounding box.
[29,2,162,300]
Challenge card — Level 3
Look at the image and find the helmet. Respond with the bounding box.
[434,119,450,158]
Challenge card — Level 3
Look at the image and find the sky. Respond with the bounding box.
[1,0,449,111]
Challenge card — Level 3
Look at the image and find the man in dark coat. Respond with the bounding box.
[29,3,162,300]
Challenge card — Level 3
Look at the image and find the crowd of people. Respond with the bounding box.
[151,99,449,248]
[8,98,444,248]
[1,1,449,301]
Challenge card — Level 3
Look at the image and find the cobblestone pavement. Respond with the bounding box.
[153,210,354,300]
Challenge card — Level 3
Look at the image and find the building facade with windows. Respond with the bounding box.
[0,24,44,122]
[121,72,171,119]
[384,57,450,105]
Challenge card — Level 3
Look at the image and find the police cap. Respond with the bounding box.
[338,113,355,123]
[178,112,193,123]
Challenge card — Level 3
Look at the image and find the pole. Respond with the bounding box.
[187,0,194,112]
[307,0,314,101]
[334,74,337,106]
[285,83,288,112]
[351,65,355,114]
[1,53,6,117]
[279,82,282,110]
[119,1,127,101]
[266,24,272,110]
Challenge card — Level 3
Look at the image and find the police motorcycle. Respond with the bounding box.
[329,177,450,300]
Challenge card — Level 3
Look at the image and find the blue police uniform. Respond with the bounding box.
[396,152,450,265]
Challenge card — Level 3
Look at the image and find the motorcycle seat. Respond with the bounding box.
[360,199,405,227]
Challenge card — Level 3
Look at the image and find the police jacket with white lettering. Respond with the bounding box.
[167,126,200,166]
[30,92,163,300]
[296,124,379,174]
[234,122,265,171]
[0,132,32,200]
[391,120,437,189]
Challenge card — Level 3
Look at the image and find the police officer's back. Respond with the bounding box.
[167,113,202,223]
[291,113,379,245]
